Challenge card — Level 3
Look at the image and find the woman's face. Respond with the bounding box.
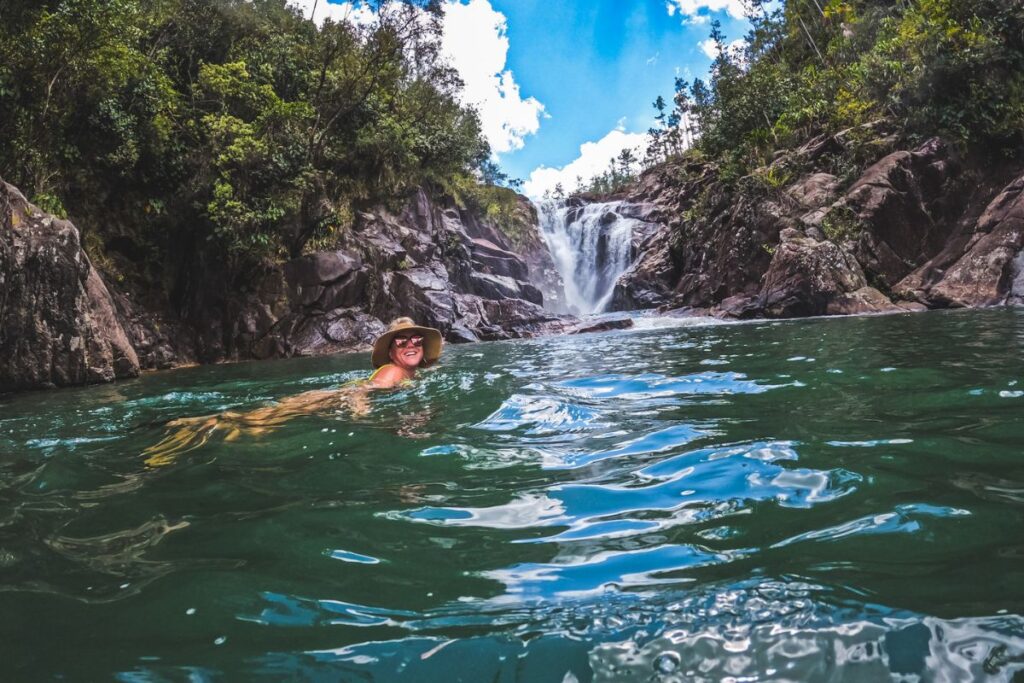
[388,334,424,371]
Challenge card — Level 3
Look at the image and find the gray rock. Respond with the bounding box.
[787,173,840,209]
[283,251,361,287]
[898,172,1024,306]
[837,137,960,286]
[0,180,140,391]
[571,317,634,334]
[758,236,871,318]
[470,272,543,305]
[470,237,530,281]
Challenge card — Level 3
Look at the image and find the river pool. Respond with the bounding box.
[2,309,1023,681]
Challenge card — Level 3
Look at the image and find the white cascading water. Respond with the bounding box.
[534,199,639,314]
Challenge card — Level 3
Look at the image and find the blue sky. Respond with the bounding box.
[488,0,751,188]
[293,0,754,195]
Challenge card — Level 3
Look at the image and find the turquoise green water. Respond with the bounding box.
[2,309,1024,681]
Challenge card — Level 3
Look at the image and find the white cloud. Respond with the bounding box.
[440,0,544,155]
[523,126,650,199]
[698,37,747,59]
[289,0,545,156]
[288,0,375,26]
[666,0,748,20]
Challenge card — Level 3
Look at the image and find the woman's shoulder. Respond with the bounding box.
[368,364,409,388]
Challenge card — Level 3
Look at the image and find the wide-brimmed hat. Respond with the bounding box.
[371,317,443,368]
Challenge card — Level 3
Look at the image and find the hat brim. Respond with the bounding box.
[371,325,443,368]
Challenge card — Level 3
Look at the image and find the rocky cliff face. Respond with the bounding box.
[227,188,571,361]
[614,135,1024,318]
[0,181,577,392]
[0,181,140,391]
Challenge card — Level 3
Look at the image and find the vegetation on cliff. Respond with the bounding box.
[0,0,501,290]
[575,1,1024,201]
[650,0,1024,180]
[606,1,1024,318]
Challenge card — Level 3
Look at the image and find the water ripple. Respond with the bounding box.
[557,371,770,399]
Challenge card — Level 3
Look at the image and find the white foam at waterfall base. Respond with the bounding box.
[534,200,640,314]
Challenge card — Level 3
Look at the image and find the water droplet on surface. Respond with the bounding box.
[214,636,226,645]
[654,651,680,674]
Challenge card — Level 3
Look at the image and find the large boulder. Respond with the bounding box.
[282,250,365,310]
[283,308,385,358]
[614,162,786,313]
[385,264,458,332]
[469,272,542,305]
[610,224,676,310]
[832,137,961,287]
[469,237,530,281]
[449,294,573,341]
[898,172,1024,306]
[758,230,872,318]
[0,181,139,391]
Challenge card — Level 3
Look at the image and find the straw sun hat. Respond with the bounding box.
[371,317,443,368]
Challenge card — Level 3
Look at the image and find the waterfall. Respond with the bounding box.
[534,199,639,314]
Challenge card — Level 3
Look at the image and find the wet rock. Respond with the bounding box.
[571,317,634,334]
[112,293,194,371]
[610,225,677,310]
[758,235,872,318]
[617,201,659,222]
[898,172,1024,306]
[0,180,140,391]
[827,286,903,315]
[478,298,572,339]
[714,294,762,319]
[83,269,141,380]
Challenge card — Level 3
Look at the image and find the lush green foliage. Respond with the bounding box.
[651,0,1024,178]
[0,0,491,281]
[458,181,535,248]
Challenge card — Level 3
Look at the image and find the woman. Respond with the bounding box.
[367,317,444,388]
[142,318,443,467]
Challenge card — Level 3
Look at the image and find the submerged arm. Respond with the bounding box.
[144,385,367,467]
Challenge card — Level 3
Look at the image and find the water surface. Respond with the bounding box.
[2,309,1024,681]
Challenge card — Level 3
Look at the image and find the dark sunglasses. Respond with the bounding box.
[392,335,424,348]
